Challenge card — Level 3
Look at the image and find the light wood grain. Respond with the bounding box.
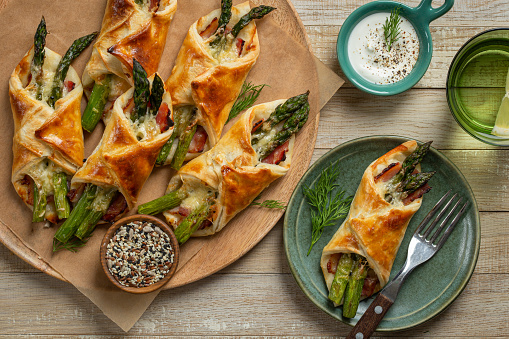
[1,0,508,336]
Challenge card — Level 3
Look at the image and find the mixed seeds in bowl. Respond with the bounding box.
[105,220,175,288]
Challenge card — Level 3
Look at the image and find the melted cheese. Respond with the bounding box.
[374,171,404,206]
[25,159,66,194]
[180,182,212,211]
[133,115,160,141]
[208,35,238,63]
[253,128,277,160]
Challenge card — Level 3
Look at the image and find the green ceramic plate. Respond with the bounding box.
[283,136,480,332]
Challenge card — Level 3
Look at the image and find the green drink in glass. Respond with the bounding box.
[447,28,509,146]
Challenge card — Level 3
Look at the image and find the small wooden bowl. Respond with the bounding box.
[100,214,180,294]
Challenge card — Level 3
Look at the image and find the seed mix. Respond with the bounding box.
[106,221,174,288]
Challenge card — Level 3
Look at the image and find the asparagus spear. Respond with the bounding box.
[210,0,233,47]
[253,100,310,160]
[53,185,97,244]
[53,172,70,219]
[32,183,47,223]
[253,91,309,136]
[47,32,98,108]
[156,108,182,165]
[149,73,165,116]
[392,141,432,185]
[231,6,276,37]
[31,17,47,101]
[343,256,369,318]
[138,189,187,215]
[82,75,112,132]
[131,59,150,122]
[216,0,233,35]
[174,203,211,244]
[75,187,117,239]
[171,124,197,170]
[398,171,436,193]
[328,254,355,304]
[157,106,196,168]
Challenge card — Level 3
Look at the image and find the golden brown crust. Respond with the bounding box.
[10,47,84,215]
[163,99,293,236]
[220,164,281,226]
[72,74,173,212]
[321,140,422,296]
[164,1,260,163]
[83,0,177,96]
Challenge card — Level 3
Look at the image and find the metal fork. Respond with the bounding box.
[346,190,468,339]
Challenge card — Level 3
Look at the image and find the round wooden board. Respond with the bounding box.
[0,0,320,289]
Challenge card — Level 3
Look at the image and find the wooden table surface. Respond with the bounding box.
[2,0,509,337]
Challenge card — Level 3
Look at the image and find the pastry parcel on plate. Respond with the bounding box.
[53,60,173,246]
[9,18,96,224]
[156,1,275,169]
[320,140,435,318]
[81,0,177,131]
[139,92,310,244]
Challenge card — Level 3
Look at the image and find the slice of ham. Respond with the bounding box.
[155,102,172,132]
[251,119,264,133]
[178,206,191,217]
[102,193,127,221]
[236,38,245,56]
[67,184,85,204]
[64,80,75,93]
[327,253,343,274]
[198,219,213,230]
[200,18,219,39]
[123,97,134,115]
[262,140,290,165]
[403,183,432,205]
[20,175,34,206]
[149,0,160,12]
[374,162,402,183]
[188,126,208,153]
[361,275,379,297]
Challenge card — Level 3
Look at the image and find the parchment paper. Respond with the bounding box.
[0,0,342,332]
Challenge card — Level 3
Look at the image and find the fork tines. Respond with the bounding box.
[414,189,468,250]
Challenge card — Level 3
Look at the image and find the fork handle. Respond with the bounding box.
[346,293,394,339]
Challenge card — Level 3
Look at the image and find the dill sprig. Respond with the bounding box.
[228,82,268,122]
[52,237,90,253]
[251,198,286,209]
[303,161,352,255]
[383,7,402,52]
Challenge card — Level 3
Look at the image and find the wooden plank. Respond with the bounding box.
[306,26,490,89]
[0,271,507,337]
[293,0,509,27]
[316,88,507,151]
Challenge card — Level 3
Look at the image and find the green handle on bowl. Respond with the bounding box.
[412,0,454,24]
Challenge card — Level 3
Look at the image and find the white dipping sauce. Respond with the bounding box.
[347,12,419,84]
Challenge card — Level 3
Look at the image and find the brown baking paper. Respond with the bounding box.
[0,0,343,332]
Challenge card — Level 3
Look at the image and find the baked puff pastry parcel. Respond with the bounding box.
[10,19,96,224]
[81,0,177,130]
[53,61,174,245]
[156,1,275,169]
[138,92,310,244]
[320,140,435,318]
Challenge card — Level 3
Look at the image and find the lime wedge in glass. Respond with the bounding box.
[492,67,509,136]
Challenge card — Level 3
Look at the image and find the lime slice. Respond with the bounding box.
[492,67,509,136]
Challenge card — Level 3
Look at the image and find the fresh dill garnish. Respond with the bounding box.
[383,7,402,52]
[251,199,286,210]
[52,237,90,253]
[228,82,268,122]
[303,161,352,255]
